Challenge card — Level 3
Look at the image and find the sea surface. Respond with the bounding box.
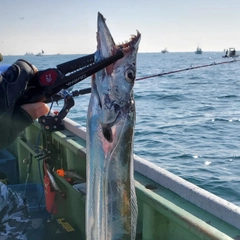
[2,52,240,206]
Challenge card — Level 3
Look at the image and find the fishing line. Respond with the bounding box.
[136,58,240,81]
[69,58,240,96]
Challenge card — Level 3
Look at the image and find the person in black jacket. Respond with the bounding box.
[0,59,49,150]
[0,59,49,239]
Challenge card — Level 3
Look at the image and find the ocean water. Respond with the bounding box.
[2,52,240,206]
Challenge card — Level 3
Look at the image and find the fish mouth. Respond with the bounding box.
[97,12,141,72]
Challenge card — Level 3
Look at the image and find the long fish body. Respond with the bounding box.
[86,12,141,240]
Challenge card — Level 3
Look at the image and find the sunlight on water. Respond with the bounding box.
[204,161,211,165]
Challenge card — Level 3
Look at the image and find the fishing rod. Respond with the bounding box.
[71,57,240,96]
[38,57,240,131]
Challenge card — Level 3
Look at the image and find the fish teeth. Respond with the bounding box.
[116,32,140,50]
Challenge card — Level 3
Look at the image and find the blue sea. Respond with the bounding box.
[2,52,240,206]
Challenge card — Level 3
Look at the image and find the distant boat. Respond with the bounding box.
[24,52,34,56]
[0,53,3,62]
[222,48,239,58]
[35,50,44,56]
[195,46,202,54]
[161,48,168,53]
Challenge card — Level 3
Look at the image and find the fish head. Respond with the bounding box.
[93,12,141,142]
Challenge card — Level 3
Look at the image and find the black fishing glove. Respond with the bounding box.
[0,60,36,149]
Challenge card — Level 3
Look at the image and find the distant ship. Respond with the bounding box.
[195,46,202,54]
[35,50,44,56]
[161,48,168,53]
[222,48,239,58]
[24,52,34,56]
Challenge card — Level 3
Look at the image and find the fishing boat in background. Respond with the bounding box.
[25,52,34,56]
[161,48,168,53]
[195,46,202,54]
[222,48,239,58]
[1,116,240,239]
[36,50,44,56]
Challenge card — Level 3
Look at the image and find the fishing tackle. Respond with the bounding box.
[17,50,124,131]
[58,57,240,95]
[44,163,58,214]
[17,50,124,105]
[18,51,238,132]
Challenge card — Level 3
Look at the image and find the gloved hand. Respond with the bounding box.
[0,59,49,149]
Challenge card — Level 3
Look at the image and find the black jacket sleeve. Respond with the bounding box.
[0,59,35,149]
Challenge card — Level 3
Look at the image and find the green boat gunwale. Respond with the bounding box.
[5,116,240,239]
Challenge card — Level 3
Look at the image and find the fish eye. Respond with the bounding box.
[125,69,135,83]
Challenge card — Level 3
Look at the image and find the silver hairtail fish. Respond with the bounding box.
[86,12,141,240]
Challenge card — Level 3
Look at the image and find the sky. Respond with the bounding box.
[2,0,240,55]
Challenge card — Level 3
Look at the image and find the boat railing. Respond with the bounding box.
[134,155,240,230]
[6,116,240,238]
[62,116,240,230]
